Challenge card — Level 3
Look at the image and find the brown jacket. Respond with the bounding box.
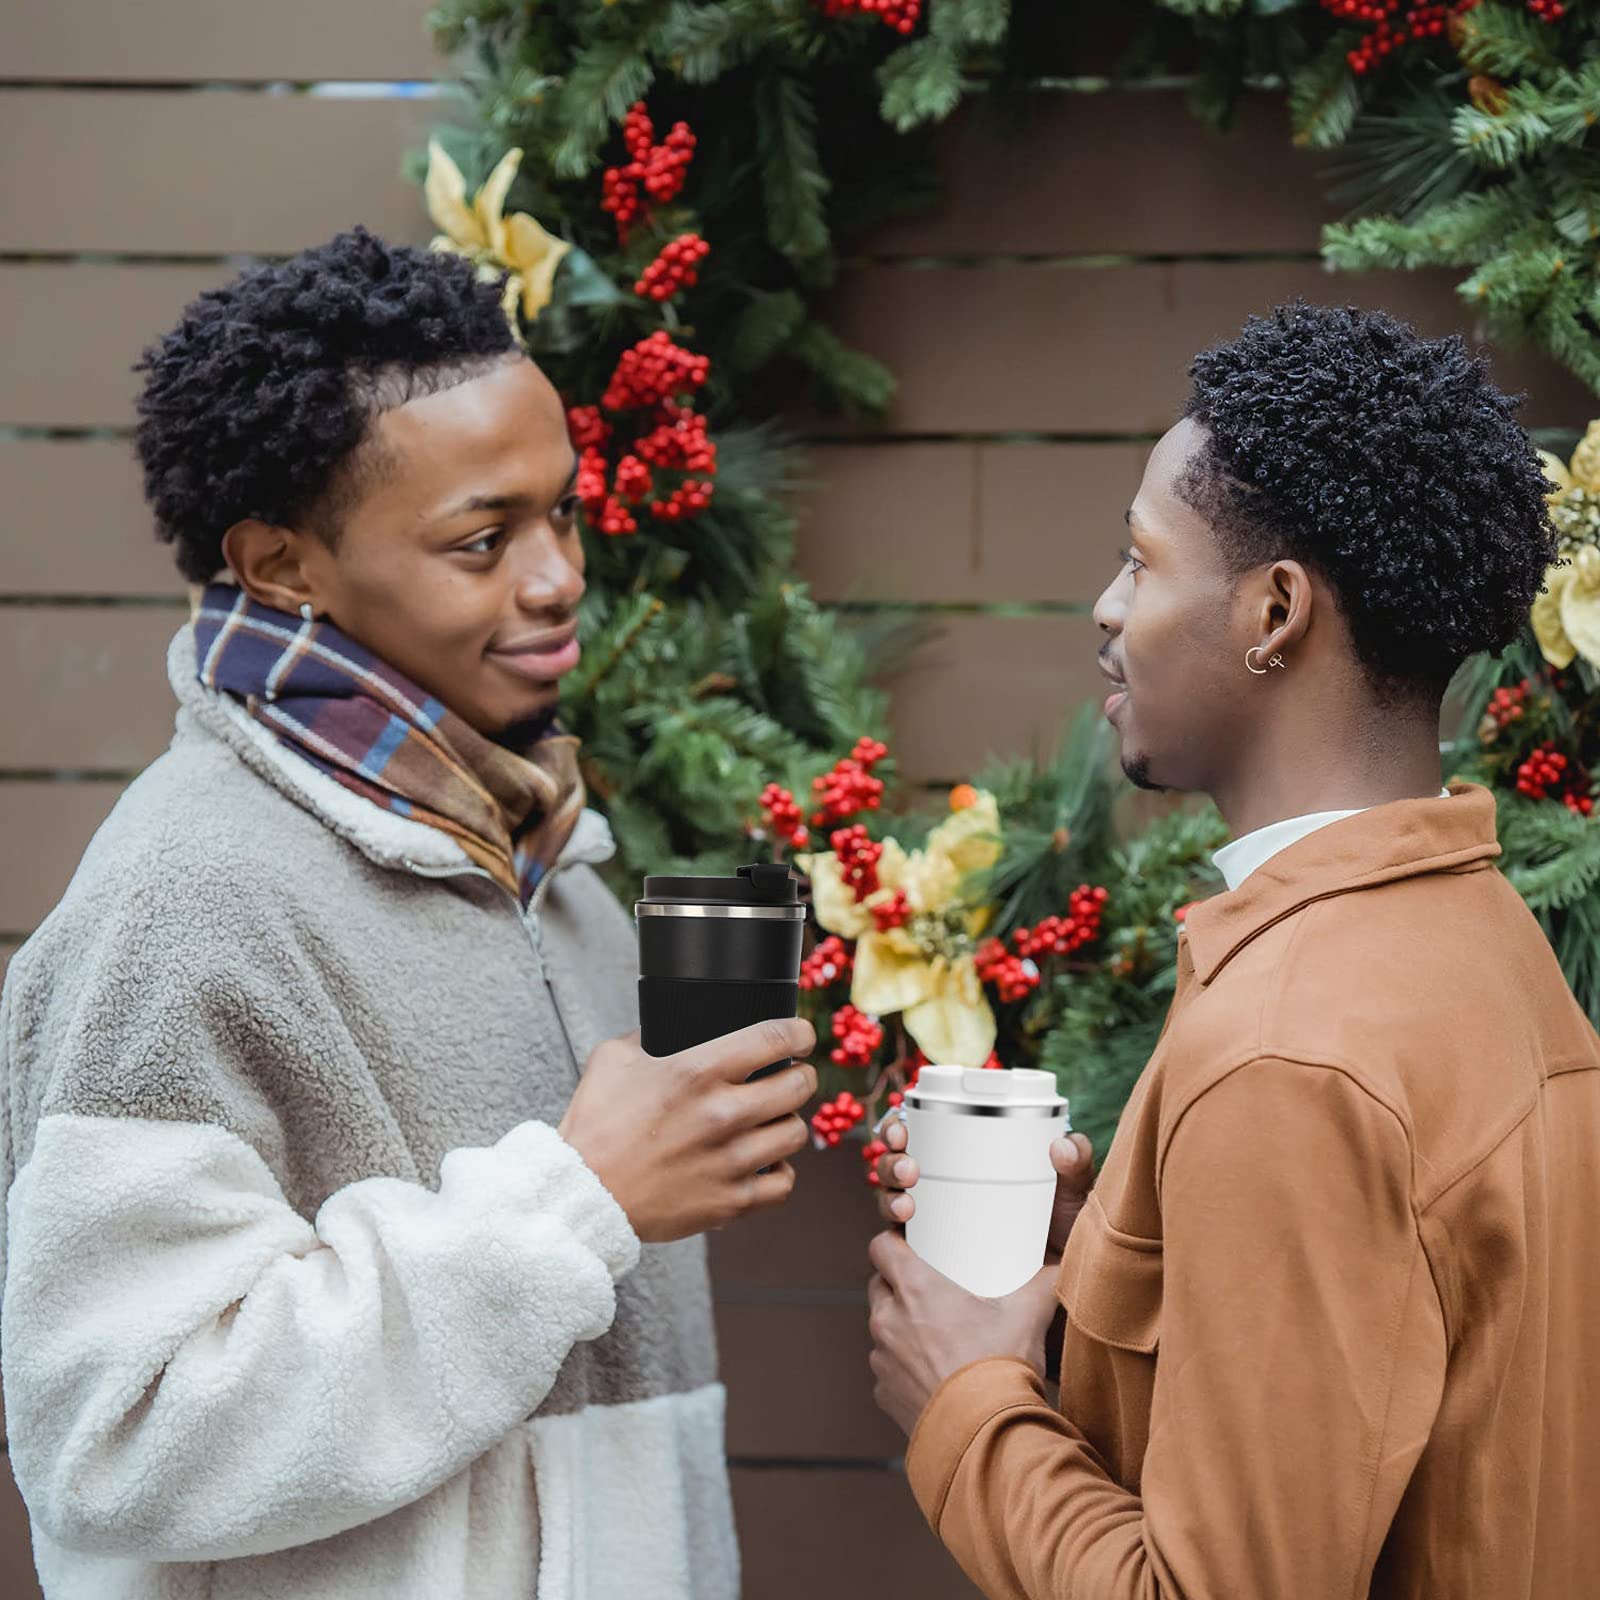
[906,784,1600,1599]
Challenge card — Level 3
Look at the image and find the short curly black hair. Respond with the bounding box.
[134,226,518,582]
[1179,301,1556,697]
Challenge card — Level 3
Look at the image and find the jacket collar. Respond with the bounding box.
[1183,783,1501,986]
[166,624,617,884]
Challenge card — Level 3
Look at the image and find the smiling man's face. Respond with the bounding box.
[269,354,587,742]
[1092,417,1252,793]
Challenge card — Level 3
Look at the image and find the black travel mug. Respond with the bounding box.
[635,864,808,1079]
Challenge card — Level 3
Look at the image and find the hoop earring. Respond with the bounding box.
[1246,647,1287,675]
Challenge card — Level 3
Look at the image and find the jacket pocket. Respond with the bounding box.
[1057,1191,1163,1354]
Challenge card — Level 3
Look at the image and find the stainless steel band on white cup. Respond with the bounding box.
[635,903,807,921]
[902,1095,1066,1118]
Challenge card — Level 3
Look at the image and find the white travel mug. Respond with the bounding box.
[901,1065,1070,1298]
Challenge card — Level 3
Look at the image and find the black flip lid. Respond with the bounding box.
[640,862,801,906]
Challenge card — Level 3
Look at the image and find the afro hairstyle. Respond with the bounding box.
[1178,300,1557,698]
[133,226,519,582]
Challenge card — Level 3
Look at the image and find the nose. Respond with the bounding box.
[1092,567,1128,637]
[512,525,586,614]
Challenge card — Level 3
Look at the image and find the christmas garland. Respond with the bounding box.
[416,0,1600,1165]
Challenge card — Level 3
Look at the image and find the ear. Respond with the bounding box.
[221,519,325,616]
[1252,558,1314,658]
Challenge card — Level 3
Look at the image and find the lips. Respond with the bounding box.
[487,623,582,684]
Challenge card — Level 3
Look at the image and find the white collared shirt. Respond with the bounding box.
[1212,790,1451,892]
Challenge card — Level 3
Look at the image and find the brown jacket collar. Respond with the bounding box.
[1183,783,1502,986]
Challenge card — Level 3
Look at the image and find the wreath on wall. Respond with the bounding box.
[416,0,1600,1163]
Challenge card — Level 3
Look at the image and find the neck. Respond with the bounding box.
[1210,716,1443,840]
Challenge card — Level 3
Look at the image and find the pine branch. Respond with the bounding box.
[729,288,807,373]
[930,0,1010,47]
[1288,32,1362,149]
[878,37,964,133]
[654,1,743,86]
[552,36,656,179]
[789,322,897,418]
[1453,1,1564,80]
[1454,84,1554,169]
[755,76,833,263]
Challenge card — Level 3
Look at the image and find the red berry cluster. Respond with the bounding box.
[602,102,695,244]
[831,824,883,902]
[635,233,710,303]
[1014,887,1110,958]
[811,1091,865,1147]
[871,889,912,933]
[975,939,1041,1004]
[1516,741,1595,814]
[861,1136,889,1187]
[799,934,853,991]
[572,334,717,537]
[809,738,889,826]
[760,783,810,850]
[1320,0,1562,75]
[980,1051,1004,1071]
[1487,680,1531,731]
[814,0,922,36]
[635,403,716,522]
[830,1004,884,1068]
[602,331,710,411]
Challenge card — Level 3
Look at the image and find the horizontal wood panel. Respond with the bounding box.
[0,264,228,428]
[0,607,180,770]
[821,261,1596,436]
[0,1,438,80]
[0,92,434,255]
[731,1467,978,1598]
[870,92,1329,257]
[0,442,178,596]
[0,606,1099,783]
[2,437,1137,606]
[0,782,126,929]
[14,259,1590,433]
[710,1149,880,1290]
[795,441,1145,604]
[884,612,1106,782]
[719,1301,903,1461]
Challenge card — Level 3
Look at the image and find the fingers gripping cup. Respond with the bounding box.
[635,864,807,1079]
[902,1065,1070,1298]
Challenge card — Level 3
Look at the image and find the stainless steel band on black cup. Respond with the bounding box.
[635,903,806,921]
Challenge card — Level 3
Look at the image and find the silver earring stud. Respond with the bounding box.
[300,602,315,624]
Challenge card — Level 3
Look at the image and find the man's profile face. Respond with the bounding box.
[302,354,586,742]
[1092,417,1249,794]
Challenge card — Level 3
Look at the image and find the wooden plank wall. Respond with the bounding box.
[0,8,1592,1596]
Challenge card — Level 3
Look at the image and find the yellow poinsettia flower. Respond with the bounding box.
[424,140,571,324]
[1533,545,1600,670]
[797,789,1003,1069]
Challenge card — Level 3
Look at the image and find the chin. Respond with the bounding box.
[1121,752,1167,793]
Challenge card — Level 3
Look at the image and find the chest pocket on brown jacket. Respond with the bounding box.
[1059,1191,1163,1351]
[1056,1192,1163,1486]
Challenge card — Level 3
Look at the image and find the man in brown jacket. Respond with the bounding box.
[865,302,1600,1598]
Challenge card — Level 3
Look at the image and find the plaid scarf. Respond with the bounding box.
[194,584,585,907]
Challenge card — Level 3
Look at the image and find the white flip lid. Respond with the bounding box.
[905,1063,1067,1118]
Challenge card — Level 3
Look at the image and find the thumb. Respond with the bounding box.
[1050,1133,1095,1188]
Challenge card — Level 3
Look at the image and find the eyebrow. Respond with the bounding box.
[435,454,580,520]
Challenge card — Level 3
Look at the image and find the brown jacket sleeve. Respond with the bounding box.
[904,1057,1448,1599]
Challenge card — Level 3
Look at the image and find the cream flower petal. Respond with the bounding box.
[924,790,1003,882]
[873,838,910,895]
[1532,565,1577,670]
[424,138,484,251]
[852,931,938,1017]
[903,959,996,1068]
[474,147,524,258]
[1539,449,1575,498]
[1569,419,1600,493]
[502,213,571,321]
[795,852,872,940]
[1559,565,1600,666]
